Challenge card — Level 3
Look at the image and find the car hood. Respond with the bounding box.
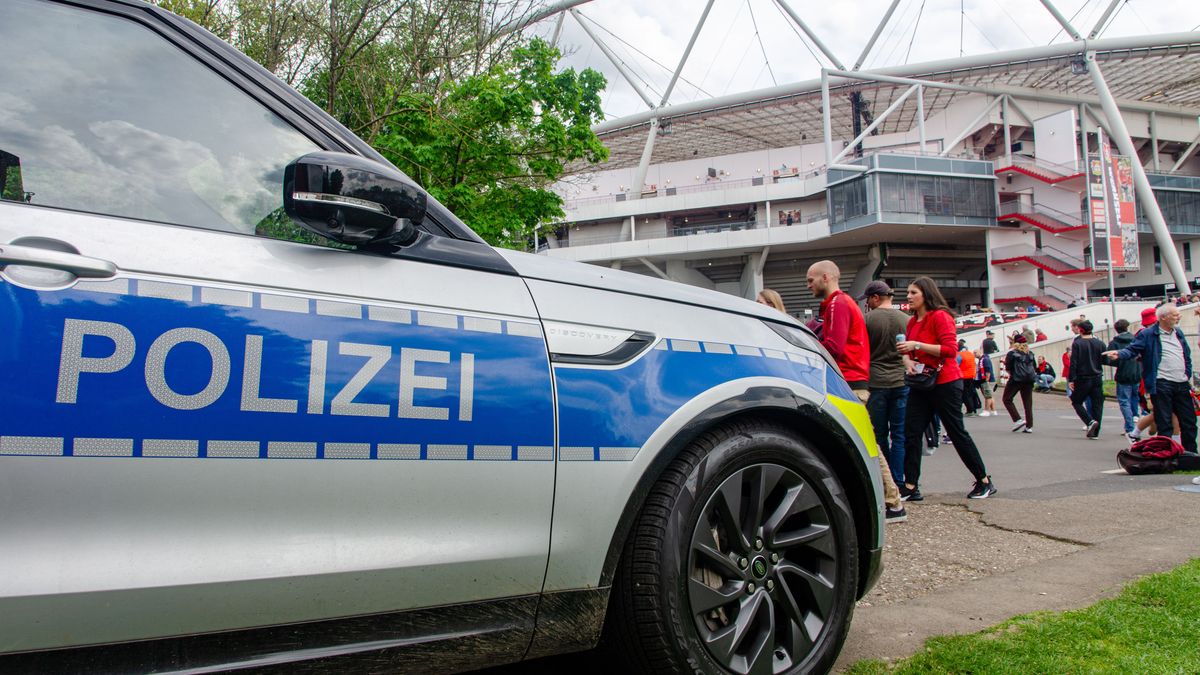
[497,249,802,326]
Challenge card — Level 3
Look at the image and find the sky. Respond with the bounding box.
[525,0,1200,122]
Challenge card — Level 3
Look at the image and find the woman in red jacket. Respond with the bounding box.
[897,277,996,500]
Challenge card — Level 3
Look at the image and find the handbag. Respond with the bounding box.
[905,365,941,391]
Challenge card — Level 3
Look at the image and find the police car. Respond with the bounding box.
[0,1,882,672]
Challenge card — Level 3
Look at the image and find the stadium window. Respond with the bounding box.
[1154,245,1162,275]
[1185,242,1192,272]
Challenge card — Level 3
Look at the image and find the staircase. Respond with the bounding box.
[994,157,1084,185]
[993,283,1070,311]
[991,243,1091,275]
[998,200,1088,234]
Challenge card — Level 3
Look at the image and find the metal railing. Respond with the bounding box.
[997,199,1086,226]
[1001,155,1082,176]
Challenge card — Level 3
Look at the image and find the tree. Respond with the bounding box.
[372,38,606,249]
[148,1,609,250]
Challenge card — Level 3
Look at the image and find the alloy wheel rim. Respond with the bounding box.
[687,463,838,675]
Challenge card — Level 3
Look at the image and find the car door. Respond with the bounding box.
[0,0,554,657]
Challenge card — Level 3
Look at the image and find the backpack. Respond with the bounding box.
[1116,436,1183,475]
[1009,351,1036,383]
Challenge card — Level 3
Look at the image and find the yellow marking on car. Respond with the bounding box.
[827,395,878,457]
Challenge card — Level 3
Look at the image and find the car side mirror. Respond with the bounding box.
[283,151,424,247]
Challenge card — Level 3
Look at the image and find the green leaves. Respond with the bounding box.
[372,37,607,250]
[150,1,608,250]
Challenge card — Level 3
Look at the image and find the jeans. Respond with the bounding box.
[867,386,908,485]
[1036,374,1054,390]
[1152,379,1198,455]
[1070,376,1104,429]
[1115,382,1138,434]
[904,379,989,487]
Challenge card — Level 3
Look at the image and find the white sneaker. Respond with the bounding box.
[1022,427,1033,433]
[1011,419,1026,432]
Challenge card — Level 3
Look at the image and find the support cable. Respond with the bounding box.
[698,1,746,95]
[904,0,927,64]
[1047,0,1092,44]
[745,0,777,86]
[582,13,712,99]
[769,0,825,70]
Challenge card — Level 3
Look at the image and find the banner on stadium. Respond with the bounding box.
[1087,129,1140,272]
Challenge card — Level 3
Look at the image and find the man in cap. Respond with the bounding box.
[861,280,909,515]
[981,330,998,356]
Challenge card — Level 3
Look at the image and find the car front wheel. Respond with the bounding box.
[606,419,858,674]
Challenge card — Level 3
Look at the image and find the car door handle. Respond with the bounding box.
[0,243,117,279]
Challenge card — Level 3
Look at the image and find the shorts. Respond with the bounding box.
[979,382,993,398]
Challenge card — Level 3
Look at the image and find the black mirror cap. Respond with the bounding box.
[283,151,428,246]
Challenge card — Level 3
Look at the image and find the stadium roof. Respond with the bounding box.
[588,31,1200,170]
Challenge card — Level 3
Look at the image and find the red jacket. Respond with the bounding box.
[818,289,870,385]
[906,309,961,385]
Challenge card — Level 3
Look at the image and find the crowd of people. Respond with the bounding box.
[756,272,1200,525]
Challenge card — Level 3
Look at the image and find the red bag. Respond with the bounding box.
[1117,436,1183,475]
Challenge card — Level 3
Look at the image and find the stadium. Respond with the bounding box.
[526,0,1200,322]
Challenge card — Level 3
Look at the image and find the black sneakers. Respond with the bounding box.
[899,485,923,502]
[1086,421,1101,439]
[968,477,997,499]
[886,506,908,523]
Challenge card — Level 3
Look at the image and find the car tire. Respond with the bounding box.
[604,419,859,675]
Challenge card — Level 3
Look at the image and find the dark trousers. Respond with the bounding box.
[904,379,989,487]
[1152,379,1198,455]
[962,378,980,414]
[1069,375,1104,429]
[867,386,908,485]
[1002,380,1034,427]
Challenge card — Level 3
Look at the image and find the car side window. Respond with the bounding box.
[0,0,324,242]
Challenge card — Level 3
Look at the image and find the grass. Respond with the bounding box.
[847,558,1200,674]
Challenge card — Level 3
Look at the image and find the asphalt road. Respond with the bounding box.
[479,391,1186,674]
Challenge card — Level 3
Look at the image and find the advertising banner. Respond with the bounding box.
[1087,130,1140,272]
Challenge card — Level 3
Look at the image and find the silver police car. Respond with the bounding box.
[0,1,882,673]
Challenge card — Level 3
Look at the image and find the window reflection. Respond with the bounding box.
[0,0,320,236]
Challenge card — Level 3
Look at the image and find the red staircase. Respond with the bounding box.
[995,158,1084,185]
[998,209,1088,234]
[991,244,1091,276]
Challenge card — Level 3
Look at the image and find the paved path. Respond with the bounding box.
[834,392,1200,670]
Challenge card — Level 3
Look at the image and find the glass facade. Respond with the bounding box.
[826,153,997,232]
[828,175,874,229]
[877,174,996,219]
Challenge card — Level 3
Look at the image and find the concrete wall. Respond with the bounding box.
[1097,238,1200,290]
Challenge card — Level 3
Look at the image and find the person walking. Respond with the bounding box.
[981,330,999,356]
[1106,318,1142,441]
[1021,324,1035,345]
[806,262,906,522]
[897,276,995,500]
[1034,328,1048,342]
[1105,303,1197,455]
[1069,320,1106,439]
[861,280,910,497]
[959,340,980,416]
[976,349,996,416]
[1002,335,1037,433]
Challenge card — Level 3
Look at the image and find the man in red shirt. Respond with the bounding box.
[807,261,904,521]
[806,260,871,389]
